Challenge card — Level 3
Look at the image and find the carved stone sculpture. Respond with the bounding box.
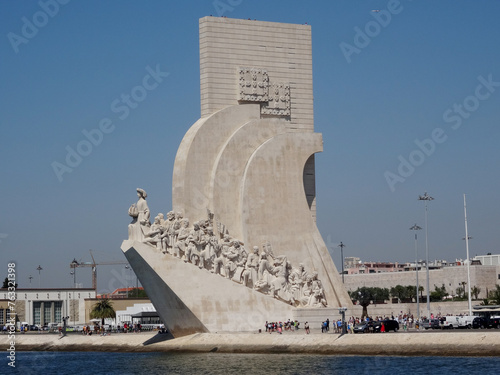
[127,188,150,241]
[121,17,353,338]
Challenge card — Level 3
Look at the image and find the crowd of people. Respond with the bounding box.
[263,311,452,335]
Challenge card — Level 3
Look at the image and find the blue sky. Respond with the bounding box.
[1,0,499,291]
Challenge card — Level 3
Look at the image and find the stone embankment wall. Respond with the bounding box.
[3,331,500,356]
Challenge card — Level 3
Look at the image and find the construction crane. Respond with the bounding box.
[70,249,129,290]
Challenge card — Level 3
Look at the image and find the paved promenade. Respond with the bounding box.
[3,330,500,356]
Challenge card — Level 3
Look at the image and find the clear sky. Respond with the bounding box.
[1,0,499,292]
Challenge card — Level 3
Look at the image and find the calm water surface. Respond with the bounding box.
[10,352,500,375]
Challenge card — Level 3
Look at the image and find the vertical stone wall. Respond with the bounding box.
[199,17,317,220]
[199,17,313,131]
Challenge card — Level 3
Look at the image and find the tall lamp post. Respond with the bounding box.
[36,265,43,288]
[28,275,33,285]
[463,193,472,316]
[338,242,346,283]
[125,265,132,297]
[70,259,79,288]
[410,224,422,323]
[418,192,434,319]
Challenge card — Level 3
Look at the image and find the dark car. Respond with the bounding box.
[488,317,500,328]
[472,317,488,329]
[373,319,399,332]
[422,319,441,330]
[353,322,372,333]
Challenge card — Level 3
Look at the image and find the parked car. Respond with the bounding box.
[488,316,500,328]
[442,316,460,329]
[421,319,441,330]
[373,319,399,332]
[353,322,372,333]
[472,317,488,329]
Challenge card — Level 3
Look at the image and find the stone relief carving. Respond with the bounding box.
[238,67,291,117]
[238,67,269,102]
[127,189,326,307]
[261,83,291,116]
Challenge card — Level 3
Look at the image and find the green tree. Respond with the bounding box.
[349,287,389,319]
[406,285,417,301]
[128,288,148,298]
[430,284,448,302]
[1,277,17,289]
[90,299,116,326]
[390,285,408,302]
[418,286,425,301]
[489,285,500,305]
[471,286,481,300]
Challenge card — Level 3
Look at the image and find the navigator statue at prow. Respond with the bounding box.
[121,17,352,338]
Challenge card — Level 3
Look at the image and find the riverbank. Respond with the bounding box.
[3,331,500,356]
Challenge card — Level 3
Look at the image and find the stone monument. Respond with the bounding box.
[121,17,352,337]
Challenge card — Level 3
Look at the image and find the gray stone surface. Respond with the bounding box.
[6,331,500,356]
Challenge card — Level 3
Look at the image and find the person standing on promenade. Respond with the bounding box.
[305,322,310,334]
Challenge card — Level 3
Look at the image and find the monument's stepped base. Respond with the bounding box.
[293,308,343,328]
[5,332,500,356]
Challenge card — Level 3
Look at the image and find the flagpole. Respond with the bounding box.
[464,194,472,316]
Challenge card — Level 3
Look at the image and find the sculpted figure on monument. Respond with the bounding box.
[289,263,307,300]
[298,275,313,306]
[126,188,330,307]
[160,211,176,254]
[308,272,327,307]
[185,234,201,265]
[144,214,163,249]
[242,246,259,287]
[212,234,230,275]
[199,226,216,270]
[185,222,200,263]
[269,256,293,303]
[173,218,190,258]
[223,240,240,279]
[128,188,150,241]
[257,247,273,282]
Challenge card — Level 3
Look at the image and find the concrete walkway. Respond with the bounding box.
[3,330,500,356]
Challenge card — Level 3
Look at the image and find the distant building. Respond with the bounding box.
[114,302,162,326]
[0,288,95,327]
[98,287,145,299]
[474,254,500,266]
[344,256,361,270]
[344,254,500,300]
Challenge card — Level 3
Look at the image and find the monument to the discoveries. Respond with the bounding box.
[121,17,352,337]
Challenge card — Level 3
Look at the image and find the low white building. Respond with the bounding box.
[0,288,96,327]
[114,303,157,325]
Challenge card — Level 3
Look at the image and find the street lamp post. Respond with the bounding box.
[36,265,43,288]
[70,259,79,288]
[463,194,472,316]
[125,265,132,297]
[70,271,76,288]
[418,192,434,319]
[338,242,346,283]
[28,275,33,285]
[410,224,422,323]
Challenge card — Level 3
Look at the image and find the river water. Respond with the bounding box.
[8,352,500,374]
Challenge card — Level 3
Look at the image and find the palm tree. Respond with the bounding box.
[471,286,481,300]
[90,299,116,326]
[490,285,500,305]
[418,286,424,301]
